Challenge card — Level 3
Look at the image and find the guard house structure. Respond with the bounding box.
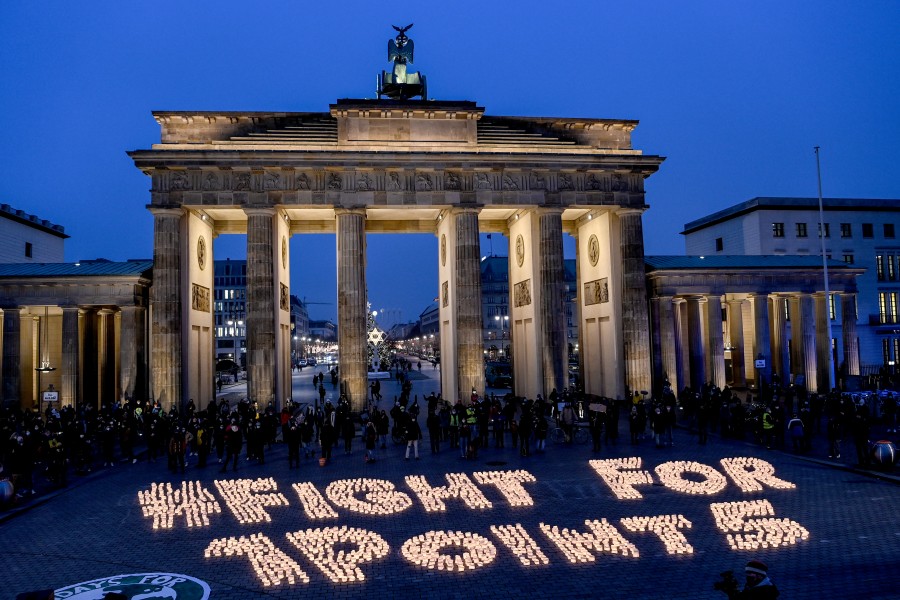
[645,255,864,395]
[129,99,664,412]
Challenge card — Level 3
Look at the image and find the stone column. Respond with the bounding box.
[726,298,746,387]
[815,293,834,393]
[97,309,115,407]
[336,208,368,411]
[789,296,802,383]
[686,296,706,389]
[149,207,184,411]
[246,207,277,409]
[650,297,664,392]
[770,296,788,384]
[538,208,567,396]
[673,298,687,393]
[618,209,652,395]
[655,296,678,393]
[706,294,726,389]
[751,293,772,389]
[1,307,22,408]
[454,208,485,401]
[799,293,818,393]
[61,306,80,408]
[119,305,146,403]
[841,293,860,376]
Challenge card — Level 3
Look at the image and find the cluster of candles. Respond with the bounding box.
[588,458,655,499]
[539,519,640,562]
[404,473,492,512]
[204,533,309,586]
[654,461,728,495]
[489,524,550,566]
[291,482,339,519]
[473,470,536,507]
[719,457,797,492]
[285,526,388,582]
[710,499,809,550]
[620,515,694,555]
[214,478,289,524]
[324,478,413,515]
[401,530,497,572]
[137,481,221,530]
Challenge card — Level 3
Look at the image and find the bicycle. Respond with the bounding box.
[551,420,590,445]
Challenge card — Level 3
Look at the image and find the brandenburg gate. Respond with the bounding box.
[130,96,663,412]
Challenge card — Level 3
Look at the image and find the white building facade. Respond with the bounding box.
[683,197,900,373]
[0,203,67,263]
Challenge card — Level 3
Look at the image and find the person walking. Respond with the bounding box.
[364,419,378,463]
[427,410,441,454]
[221,419,242,473]
[786,413,805,453]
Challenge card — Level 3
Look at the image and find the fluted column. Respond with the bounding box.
[538,208,567,396]
[246,207,277,408]
[706,294,726,389]
[673,298,687,392]
[618,209,652,394]
[454,208,485,401]
[655,296,678,392]
[97,308,116,407]
[751,294,772,388]
[1,307,22,408]
[686,296,706,389]
[61,306,80,408]
[149,207,184,411]
[799,293,818,393]
[336,208,368,411]
[119,305,146,403]
[727,298,746,387]
[841,293,860,376]
[770,296,788,384]
[815,293,834,393]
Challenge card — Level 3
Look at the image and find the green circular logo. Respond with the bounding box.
[55,573,210,599]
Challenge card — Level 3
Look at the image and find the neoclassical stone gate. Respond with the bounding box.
[130,99,664,412]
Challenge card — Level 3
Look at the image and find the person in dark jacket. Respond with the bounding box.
[220,420,242,473]
[718,559,779,599]
[405,416,422,460]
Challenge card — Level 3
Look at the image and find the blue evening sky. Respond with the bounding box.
[1,1,898,327]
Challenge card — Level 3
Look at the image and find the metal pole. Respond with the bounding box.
[815,146,836,391]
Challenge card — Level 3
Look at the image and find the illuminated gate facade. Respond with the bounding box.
[130,99,664,411]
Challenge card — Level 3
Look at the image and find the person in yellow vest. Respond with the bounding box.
[761,408,775,449]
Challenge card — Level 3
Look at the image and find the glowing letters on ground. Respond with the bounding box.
[654,461,728,495]
[404,473,492,512]
[539,519,640,562]
[473,470,537,506]
[286,526,389,582]
[620,515,694,555]
[137,481,221,530]
[291,482,340,519]
[489,524,550,566]
[720,457,797,492]
[204,533,309,586]
[214,478,289,524]
[401,530,497,572]
[325,478,413,515]
[710,499,809,550]
[588,458,654,499]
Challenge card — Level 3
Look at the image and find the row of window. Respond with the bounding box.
[883,339,900,366]
[773,222,895,239]
[878,292,900,324]
[876,253,900,281]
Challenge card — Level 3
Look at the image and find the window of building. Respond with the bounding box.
[795,223,808,238]
[885,223,896,239]
[840,223,852,238]
[879,291,899,324]
[829,293,836,320]
[890,255,897,281]
[715,237,723,251]
[817,222,830,238]
[772,222,785,238]
[883,339,891,366]
[842,254,854,264]
[877,255,885,281]
[863,223,874,238]
[24,242,32,258]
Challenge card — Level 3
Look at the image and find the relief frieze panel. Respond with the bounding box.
[513,279,532,307]
[584,278,609,306]
[192,283,211,313]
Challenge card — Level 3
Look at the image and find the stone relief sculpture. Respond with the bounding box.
[356,173,373,191]
[170,171,191,191]
[415,173,433,191]
[296,172,311,190]
[529,172,546,189]
[387,172,402,191]
[558,173,574,191]
[502,174,519,191]
[445,172,461,190]
[514,280,532,307]
[327,173,342,191]
[202,172,218,191]
[264,172,281,190]
[280,283,290,311]
[442,281,449,307]
[612,174,627,191]
[475,173,492,190]
[585,278,609,306]
[233,172,251,191]
[586,173,605,191]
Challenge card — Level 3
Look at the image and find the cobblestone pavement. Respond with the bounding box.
[3,366,900,599]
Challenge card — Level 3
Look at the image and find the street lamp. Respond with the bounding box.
[494,314,509,338]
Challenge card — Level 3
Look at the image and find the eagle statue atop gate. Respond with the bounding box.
[378,23,427,100]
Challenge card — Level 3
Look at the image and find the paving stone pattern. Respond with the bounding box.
[3,366,900,599]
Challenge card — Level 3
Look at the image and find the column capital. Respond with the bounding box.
[334,207,367,218]
[726,297,745,306]
[148,206,185,218]
[534,206,565,217]
[616,207,647,217]
[449,206,481,217]
[243,206,277,218]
